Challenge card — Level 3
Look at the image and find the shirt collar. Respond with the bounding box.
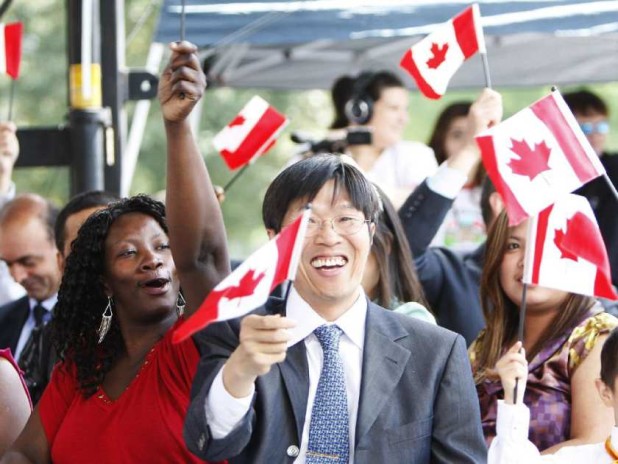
[29,294,58,313]
[286,286,367,349]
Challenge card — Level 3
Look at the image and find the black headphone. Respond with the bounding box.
[344,72,376,125]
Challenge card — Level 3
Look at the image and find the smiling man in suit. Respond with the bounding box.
[0,194,60,360]
[183,154,485,463]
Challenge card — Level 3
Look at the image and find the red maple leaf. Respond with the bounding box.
[507,138,552,181]
[228,114,246,128]
[554,226,579,261]
[426,42,449,69]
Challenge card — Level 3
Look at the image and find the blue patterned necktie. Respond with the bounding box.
[306,324,350,464]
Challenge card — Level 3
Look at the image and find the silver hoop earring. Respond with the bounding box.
[176,292,186,317]
[97,297,113,344]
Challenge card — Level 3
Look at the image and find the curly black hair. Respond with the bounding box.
[51,195,169,398]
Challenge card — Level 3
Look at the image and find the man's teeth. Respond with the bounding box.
[311,257,346,268]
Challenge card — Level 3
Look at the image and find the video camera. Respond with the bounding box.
[290,127,372,156]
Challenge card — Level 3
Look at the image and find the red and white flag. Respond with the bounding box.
[523,194,617,300]
[0,22,22,80]
[477,90,605,225]
[213,95,288,171]
[173,208,310,343]
[399,4,484,99]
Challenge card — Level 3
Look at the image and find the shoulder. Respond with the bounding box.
[0,296,29,324]
[393,301,437,325]
[568,308,618,370]
[369,302,459,346]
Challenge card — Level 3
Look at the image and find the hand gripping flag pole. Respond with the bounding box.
[513,282,528,405]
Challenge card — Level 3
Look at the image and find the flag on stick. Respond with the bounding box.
[213,95,288,170]
[173,208,310,343]
[523,193,617,300]
[399,4,485,99]
[0,22,22,80]
[477,90,605,225]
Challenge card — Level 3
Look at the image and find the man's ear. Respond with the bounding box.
[266,228,276,240]
[368,222,376,246]
[596,378,615,407]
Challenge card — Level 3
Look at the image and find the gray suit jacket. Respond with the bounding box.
[185,297,486,463]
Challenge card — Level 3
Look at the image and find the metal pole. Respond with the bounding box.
[100,0,126,195]
[67,0,105,195]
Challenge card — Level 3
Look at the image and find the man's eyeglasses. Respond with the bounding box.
[579,121,610,136]
[305,215,371,237]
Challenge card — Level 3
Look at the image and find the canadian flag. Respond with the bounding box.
[173,208,311,343]
[0,22,22,79]
[399,4,484,99]
[476,90,605,225]
[523,194,617,300]
[213,95,288,171]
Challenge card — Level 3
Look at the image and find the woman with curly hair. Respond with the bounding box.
[469,211,618,454]
[1,42,229,463]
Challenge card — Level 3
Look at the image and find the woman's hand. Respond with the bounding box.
[495,341,527,405]
[158,41,206,123]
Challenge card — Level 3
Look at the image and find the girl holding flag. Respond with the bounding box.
[469,210,618,453]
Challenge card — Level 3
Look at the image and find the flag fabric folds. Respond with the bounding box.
[0,22,22,80]
[477,90,605,225]
[213,95,288,170]
[173,209,311,343]
[399,4,484,100]
[523,193,618,300]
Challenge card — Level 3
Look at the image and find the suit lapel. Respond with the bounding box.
[279,340,309,442]
[267,296,309,442]
[0,297,30,352]
[355,303,411,445]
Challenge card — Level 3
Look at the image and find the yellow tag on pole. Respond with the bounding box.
[69,64,102,109]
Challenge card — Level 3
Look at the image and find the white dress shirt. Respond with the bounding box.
[205,287,367,464]
[15,295,57,361]
[488,400,618,463]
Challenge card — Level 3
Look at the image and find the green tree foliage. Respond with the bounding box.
[3,1,618,259]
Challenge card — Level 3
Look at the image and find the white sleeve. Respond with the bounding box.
[204,366,255,439]
[488,400,558,464]
[425,162,468,199]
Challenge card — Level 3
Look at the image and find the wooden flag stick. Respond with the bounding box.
[7,79,15,121]
[513,282,528,404]
[223,164,250,193]
[481,52,492,89]
[180,0,186,42]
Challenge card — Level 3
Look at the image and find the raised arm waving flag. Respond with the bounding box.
[476,90,605,225]
[213,95,288,170]
[173,208,311,343]
[399,4,484,99]
[524,194,617,300]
